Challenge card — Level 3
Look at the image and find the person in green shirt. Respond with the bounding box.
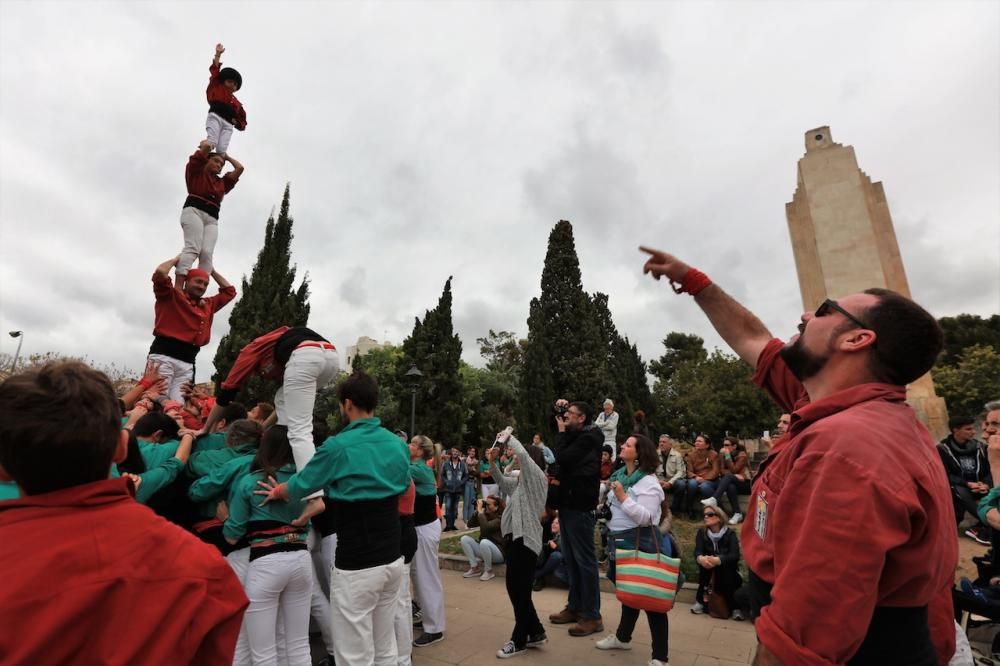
[131,412,181,469]
[409,434,446,647]
[255,371,409,666]
[188,419,262,480]
[224,426,313,666]
[192,402,250,454]
[117,431,194,504]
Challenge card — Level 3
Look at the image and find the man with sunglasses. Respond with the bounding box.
[639,246,956,666]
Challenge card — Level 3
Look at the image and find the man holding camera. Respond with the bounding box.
[548,399,604,636]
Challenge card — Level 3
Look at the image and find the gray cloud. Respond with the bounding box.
[1,0,997,380]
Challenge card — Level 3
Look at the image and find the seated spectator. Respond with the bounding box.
[0,362,247,664]
[459,495,506,581]
[691,504,744,620]
[656,435,686,515]
[534,514,567,590]
[938,415,992,544]
[681,435,719,520]
[702,436,752,524]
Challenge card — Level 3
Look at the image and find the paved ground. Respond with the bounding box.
[410,568,757,666]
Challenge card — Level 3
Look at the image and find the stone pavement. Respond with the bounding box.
[411,568,757,666]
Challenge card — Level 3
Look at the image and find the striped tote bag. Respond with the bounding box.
[614,527,681,613]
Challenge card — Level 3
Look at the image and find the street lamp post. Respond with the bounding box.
[8,331,23,374]
[404,365,423,437]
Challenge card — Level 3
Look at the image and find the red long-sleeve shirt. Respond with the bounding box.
[744,339,957,665]
[207,62,247,130]
[184,149,240,218]
[151,270,236,348]
[0,478,248,665]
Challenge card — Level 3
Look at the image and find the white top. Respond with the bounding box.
[607,473,664,532]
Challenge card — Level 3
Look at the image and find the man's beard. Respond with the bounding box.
[779,335,830,381]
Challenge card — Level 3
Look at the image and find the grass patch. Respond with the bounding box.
[439,532,468,555]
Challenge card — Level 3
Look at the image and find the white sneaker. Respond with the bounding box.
[729,512,743,525]
[700,497,718,508]
[463,567,482,578]
[595,634,632,650]
[649,660,669,666]
[480,569,496,581]
[690,602,705,614]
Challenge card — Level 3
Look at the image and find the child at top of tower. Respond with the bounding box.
[205,43,246,156]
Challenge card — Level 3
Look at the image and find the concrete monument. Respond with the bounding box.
[785,126,948,438]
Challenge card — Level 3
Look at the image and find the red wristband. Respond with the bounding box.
[137,378,153,390]
[679,268,712,296]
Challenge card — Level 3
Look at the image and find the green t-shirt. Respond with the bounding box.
[139,440,179,469]
[193,432,227,454]
[0,480,20,501]
[287,417,410,503]
[224,465,305,542]
[189,455,254,518]
[411,461,438,496]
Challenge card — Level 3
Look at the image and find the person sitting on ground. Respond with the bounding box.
[702,436,752,524]
[0,362,247,664]
[938,414,993,544]
[682,435,720,519]
[460,495,506,581]
[595,434,671,666]
[691,504,744,620]
[534,514,568,591]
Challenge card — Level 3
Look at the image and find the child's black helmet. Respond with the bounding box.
[218,67,242,91]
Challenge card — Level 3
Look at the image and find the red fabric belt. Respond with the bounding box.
[296,341,335,351]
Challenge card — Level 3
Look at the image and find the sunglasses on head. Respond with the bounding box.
[815,298,870,330]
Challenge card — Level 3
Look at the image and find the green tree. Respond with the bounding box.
[937,315,1000,367]
[461,362,519,448]
[399,277,465,445]
[212,185,310,404]
[519,220,609,436]
[651,334,777,443]
[591,292,653,424]
[934,345,1000,418]
[477,330,524,377]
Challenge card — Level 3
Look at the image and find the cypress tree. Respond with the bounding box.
[211,185,310,404]
[519,220,608,436]
[591,292,653,424]
[399,277,465,445]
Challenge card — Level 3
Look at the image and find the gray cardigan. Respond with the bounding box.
[490,434,548,555]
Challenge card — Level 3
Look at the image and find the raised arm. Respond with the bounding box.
[225,154,244,177]
[212,43,224,69]
[640,246,772,367]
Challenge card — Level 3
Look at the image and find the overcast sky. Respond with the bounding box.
[1,0,997,379]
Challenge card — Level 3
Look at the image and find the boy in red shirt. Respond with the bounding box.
[0,362,247,665]
[205,43,246,156]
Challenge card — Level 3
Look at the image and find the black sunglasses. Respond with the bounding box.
[815,298,870,330]
[703,512,718,518]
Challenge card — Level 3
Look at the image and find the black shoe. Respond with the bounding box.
[526,632,548,648]
[317,655,336,666]
[413,631,444,647]
[412,608,423,627]
[532,578,545,592]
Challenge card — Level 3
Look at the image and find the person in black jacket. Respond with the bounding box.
[937,415,993,544]
[692,504,743,619]
[547,400,605,637]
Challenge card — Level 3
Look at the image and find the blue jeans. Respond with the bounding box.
[684,479,717,512]
[559,509,601,619]
[463,482,477,523]
[444,492,461,528]
[535,550,567,584]
[713,474,751,515]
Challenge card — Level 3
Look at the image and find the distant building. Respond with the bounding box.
[345,336,389,373]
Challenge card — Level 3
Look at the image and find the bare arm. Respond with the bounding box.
[155,256,180,278]
[213,43,224,67]
[640,246,772,367]
[212,270,232,289]
[226,154,244,177]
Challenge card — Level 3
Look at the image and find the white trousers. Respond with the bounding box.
[244,550,313,666]
[393,561,413,666]
[481,483,499,500]
[178,206,219,277]
[308,529,335,655]
[275,346,340,482]
[459,536,503,570]
[226,547,252,666]
[411,521,445,634]
[206,111,235,155]
[146,353,194,403]
[329,557,405,666]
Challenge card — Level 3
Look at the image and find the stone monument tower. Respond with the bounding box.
[785,126,948,438]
